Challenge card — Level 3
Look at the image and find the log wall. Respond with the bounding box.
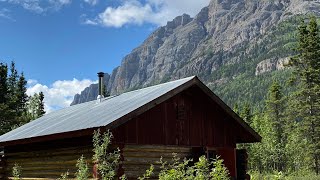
[4,145,93,179]
[122,144,192,179]
[3,143,191,180]
[2,135,94,179]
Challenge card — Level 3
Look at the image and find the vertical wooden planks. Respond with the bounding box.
[114,85,242,148]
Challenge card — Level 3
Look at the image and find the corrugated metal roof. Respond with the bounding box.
[0,76,196,143]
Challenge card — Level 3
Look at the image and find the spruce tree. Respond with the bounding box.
[289,16,320,174]
[0,62,17,133]
[16,73,28,115]
[102,85,110,97]
[241,103,253,125]
[38,91,45,117]
[265,80,286,171]
[0,63,10,134]
[0,61,30,134]
[7,61,18,109]
[0,63,8,103]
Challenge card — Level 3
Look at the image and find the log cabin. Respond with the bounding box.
[0,75,261,179]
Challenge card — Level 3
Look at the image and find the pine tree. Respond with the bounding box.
[0,62,18,133]
[0,63,8,103]
[7,61,18,109]
[289,16,320,174]
[237,103,256,170]
[102,85,110,97]
[0,63,10,134]
[38,91,45,117]
[265,80,286,171]
[241,103,253,125]
[16,73,28,115]
[0,61,30,134]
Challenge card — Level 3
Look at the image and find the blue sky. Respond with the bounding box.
[0,0,210,112]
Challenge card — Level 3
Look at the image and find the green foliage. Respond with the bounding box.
[210,156,230,180]
[25,92,46,120]
[156,154,230,180]
[91,130,230,180]
[12,163,21,180]
[0,63,8,103]
[235,16,320,177]
[213,69,293,110]
[250,171,320,180]
[265,80,287,171]
[102,85,110,97]
[75,155,89,180]
[57,171,69,180]
[0,61,26,134]
[287,16,320,174]
[92,129,121,180]
[138,164,154,180]
[0,61,43,134]
[207,15,303,110]
[16,73,28,114]
[120,174,128,180]
[38,91,45,116]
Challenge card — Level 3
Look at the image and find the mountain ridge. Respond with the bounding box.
[71,0,320,106]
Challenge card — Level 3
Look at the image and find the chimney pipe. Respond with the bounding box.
[97,72,104,102]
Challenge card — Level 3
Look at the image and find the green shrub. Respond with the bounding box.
[75,155,89,180]
[249,170,320,180]
[92,129,121,180]
[82,129,230,180]
[156,154,230,180]
[138,164,154,180]
[12,163,21,180]
[210,156,230,180]
[57,171,69,180]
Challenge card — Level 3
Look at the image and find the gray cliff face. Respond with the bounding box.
[255,57,289,76]
[71,0,320,105]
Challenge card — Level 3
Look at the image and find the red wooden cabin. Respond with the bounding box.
[0,76,261,179]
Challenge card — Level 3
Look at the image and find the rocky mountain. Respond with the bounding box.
[71,0,320,106]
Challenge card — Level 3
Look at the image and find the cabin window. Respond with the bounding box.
[191,147,217,161]
[206,148,217,160]
[191,147,205,159]
[206,149,218,170]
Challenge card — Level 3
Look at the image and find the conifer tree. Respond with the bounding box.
[289,16,320,174]
[0,63,8,103]
[0,63,10,134]
[102,85,110,97]
[265,80,286,171]
[38,91,45,117]
[241,103,253,125]
[16,73,28,115]
[7,61,18,109]
[0,61,31,134]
